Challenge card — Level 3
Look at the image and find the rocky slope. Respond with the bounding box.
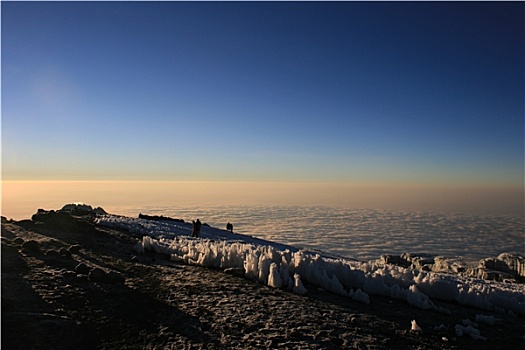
[2,211,524,349]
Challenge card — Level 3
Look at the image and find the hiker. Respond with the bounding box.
[192,219,202,238]
[226,222,233,233]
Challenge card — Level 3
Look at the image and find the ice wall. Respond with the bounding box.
[96,215,525,316]
[139,233,525,316]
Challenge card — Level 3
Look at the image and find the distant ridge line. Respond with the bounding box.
[138,213,185,223]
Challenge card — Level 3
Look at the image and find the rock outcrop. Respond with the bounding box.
[380,252,525,283]
[32,209,82,231]
[469,253,525,283]
[61,203,107,215]
[31,204,107,232]
[138,213,184,223]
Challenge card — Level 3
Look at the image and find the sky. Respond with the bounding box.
[1,1,524,217]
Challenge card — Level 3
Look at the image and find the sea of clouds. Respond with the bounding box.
[110,205,524,262]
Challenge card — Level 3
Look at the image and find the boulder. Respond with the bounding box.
[88,268,106,283]
[21,240,40,255]
[466,267,517,283]
[75,262,91,275]
[32,210,81,231]
[59,247,72,258]
[43,250,62,264]
[400,253,435,270]
[478,253,525,282]
[381,253,436,270]
[380,254,404,266]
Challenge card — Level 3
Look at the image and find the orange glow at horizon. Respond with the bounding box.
[2,180,523,220]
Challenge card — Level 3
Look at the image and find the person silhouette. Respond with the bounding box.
[226,222,233,233]
[192,219,202,238]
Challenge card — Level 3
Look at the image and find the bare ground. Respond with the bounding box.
[1,214,523,349]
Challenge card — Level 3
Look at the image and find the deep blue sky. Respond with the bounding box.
[2,1,524,187]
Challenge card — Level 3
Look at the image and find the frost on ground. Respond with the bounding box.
[97,214,525,317]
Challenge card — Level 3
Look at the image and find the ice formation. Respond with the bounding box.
[96,214,525,317]
[410,320,422,333]
[268,263,283,289]
[293,273,308,295]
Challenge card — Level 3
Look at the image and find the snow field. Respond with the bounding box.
[96,215,525,317]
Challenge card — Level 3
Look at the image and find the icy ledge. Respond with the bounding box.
[96,214,525,317]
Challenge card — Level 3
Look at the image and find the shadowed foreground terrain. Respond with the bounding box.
[1,211,523,349]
